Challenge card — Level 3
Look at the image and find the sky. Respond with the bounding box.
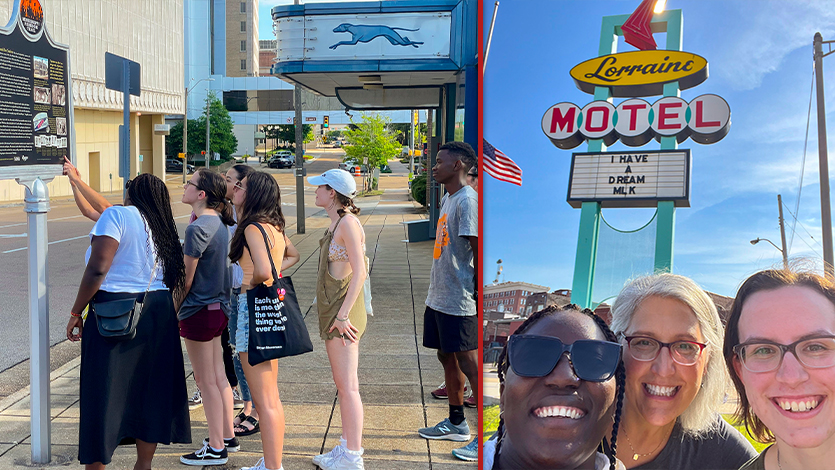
[483,0,835,300]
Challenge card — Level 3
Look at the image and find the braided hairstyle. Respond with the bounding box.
[492,304,625,470]
[126,173,186,298]
[195,168,235,226]
[229,171,286,263]
[326,184,361,217]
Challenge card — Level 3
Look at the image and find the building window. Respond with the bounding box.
[241,2,246,12]
[241,21,246,32]
[241,40,247,52]
[240,59,246,70]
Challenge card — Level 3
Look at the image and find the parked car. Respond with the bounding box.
[380,164,392,173]
[339,158,360,172]
[166,158,195,174]
[332,141,342,148]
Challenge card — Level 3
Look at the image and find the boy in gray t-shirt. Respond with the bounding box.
[417,142,480,462]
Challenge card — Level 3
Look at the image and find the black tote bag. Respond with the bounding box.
[247,223,313,366]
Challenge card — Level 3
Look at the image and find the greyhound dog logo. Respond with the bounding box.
[330,23,424,49]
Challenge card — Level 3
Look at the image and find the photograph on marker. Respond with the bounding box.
[33,86,50,104]
[33,56,48,79]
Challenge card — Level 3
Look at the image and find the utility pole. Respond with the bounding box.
[778,194,789,269]
[409,110,415,176]
[293,0,305,234]
[183,86,188,183]
[205,93,211,169]
[814,32,834,279]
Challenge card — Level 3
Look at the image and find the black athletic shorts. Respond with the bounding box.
[422,306,478,353]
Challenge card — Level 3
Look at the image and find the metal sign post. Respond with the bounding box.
[0,0,77,462]
[105,52,140,192]
[20,177,50,462]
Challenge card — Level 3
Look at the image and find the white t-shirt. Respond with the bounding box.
[85,205,166,293]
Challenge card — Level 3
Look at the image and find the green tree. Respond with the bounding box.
[343,113,402,192]
[198,92,238,161]
[388,123,427,147]
[166,92,237,163]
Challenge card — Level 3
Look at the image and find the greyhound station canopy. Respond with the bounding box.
[270,0,477,148]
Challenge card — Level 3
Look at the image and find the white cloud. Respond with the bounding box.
[711,0,835,91]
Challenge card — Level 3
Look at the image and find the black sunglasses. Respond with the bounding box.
[508,334,622,382]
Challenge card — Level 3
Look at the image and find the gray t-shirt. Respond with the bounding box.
[618,415,757,470]
[178,214,232,320]
[425,185,478,316]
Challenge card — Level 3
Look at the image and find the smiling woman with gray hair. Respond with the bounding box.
[605,273,756,470]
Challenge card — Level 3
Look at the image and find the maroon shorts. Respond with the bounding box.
[179,306,228,342]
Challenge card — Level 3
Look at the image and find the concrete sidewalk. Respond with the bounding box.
[0,186,476,469]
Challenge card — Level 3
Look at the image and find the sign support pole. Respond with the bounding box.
[119,61,130,196]
[19,177,51,464]
[570,10,684,307]
[654,13,683,273]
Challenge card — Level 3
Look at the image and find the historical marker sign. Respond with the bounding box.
[567,149,690,208]
[0,0,73,178]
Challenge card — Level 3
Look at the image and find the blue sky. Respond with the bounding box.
[483,0,835,299]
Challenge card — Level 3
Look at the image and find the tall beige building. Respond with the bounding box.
[226,0,259,78]
[0,0,183,201]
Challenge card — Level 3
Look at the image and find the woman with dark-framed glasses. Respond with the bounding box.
[608,274,756,470]
[724,268,835,470]
[484,304,627,470]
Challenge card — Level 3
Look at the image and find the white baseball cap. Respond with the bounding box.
[307,169,357,198]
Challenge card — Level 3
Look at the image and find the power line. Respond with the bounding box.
[782,201,825,257]
[791,64,816,254]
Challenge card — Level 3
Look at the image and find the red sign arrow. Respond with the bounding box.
[621,0,657,51]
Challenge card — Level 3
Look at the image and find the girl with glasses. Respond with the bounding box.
[177,169,237,465]
[724,268,835,470]
[229,171,295,470]
[608,274,756,470]
[485,304,626,470]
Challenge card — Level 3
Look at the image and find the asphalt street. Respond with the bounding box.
[0,149,344,375]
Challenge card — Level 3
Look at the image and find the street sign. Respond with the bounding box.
[104,52,140,96]
[178,152,185,159]
[567,150,691,208]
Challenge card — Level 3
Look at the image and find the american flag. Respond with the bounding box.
[483,139,522,186]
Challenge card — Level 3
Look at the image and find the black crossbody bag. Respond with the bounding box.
[247,223,312,365]
[92,259,157,342]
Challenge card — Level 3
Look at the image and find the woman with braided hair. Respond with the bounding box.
[484,304,627,470]
[607,274,755,470]
[66,173,190,469]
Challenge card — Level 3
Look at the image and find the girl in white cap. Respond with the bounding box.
[308,168,369,470]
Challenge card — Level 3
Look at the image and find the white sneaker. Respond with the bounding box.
[323,448,364,470]
[240,457,284,470]
[313,438,346,467]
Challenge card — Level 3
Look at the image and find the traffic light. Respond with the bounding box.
[323,115,329,128]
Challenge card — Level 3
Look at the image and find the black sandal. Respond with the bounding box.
[234,415,260,436]
[233,411,248,426]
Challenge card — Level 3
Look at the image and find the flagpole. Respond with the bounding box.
[483,1,499,73]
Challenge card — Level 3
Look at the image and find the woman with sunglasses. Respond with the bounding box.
[724,268,835,470]
[485,304,626,470]
[65,174,190,469]
[609,274,755,469]
[229,171,295,470]
[177,169,238,465]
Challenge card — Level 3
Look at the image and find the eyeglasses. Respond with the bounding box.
[622,335,708,366]
[184,181,203,191]
[232,181,245,192]
[508,334,622,382]
[734,336,835,373]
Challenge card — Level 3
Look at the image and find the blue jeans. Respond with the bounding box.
[229,288,251,402]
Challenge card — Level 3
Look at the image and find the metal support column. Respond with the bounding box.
[294,85,305,234]
[21,178,51,463]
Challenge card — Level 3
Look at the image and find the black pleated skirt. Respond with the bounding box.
[78,290,191,465]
